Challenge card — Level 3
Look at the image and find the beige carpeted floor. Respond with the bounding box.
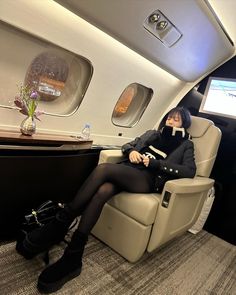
[0,230,235,295]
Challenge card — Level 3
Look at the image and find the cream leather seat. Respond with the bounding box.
[92,116,222,262]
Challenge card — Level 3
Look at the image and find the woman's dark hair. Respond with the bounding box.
[158,107,192,129]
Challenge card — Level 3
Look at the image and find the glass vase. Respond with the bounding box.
[20,116,36,136]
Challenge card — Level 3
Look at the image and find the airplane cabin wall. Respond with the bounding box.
[0,0,194,146]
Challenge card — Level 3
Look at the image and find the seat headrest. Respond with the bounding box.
[188,116,214,138]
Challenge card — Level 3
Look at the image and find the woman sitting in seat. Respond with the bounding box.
[16,106,196,293]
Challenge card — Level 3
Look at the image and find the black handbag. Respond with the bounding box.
[18,200,78,264]
[20,200,65,235]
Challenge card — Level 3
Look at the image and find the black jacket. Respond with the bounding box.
[121,129,196,192]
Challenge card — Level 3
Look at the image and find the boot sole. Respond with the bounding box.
[37,266,82,293]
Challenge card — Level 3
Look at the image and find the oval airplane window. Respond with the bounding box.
[112,83,153,127]
[25,52,69,101]
[0,21,93,117]
[24,50,93,116]
[25,52,69,102]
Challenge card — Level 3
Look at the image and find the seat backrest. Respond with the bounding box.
[188,116,222,177]
[147,116,221,253]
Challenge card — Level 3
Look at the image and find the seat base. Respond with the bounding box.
[92,203,152,262]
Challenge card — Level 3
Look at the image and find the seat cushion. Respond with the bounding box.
[107,192,160,226]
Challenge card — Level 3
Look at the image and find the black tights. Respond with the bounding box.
[68,163,153,235]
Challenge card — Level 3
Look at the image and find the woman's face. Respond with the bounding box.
[165,112,183,128]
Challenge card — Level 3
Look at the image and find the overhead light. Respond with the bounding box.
[148,13,160,23]
[143,10,182,48]
[156,20,168,31]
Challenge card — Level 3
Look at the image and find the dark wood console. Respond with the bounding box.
[0,130,93,150]
[0,130,100,239]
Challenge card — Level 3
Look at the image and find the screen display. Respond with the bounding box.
[199,77,236,119]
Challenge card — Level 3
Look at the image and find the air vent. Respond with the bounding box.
[143,10,182,47]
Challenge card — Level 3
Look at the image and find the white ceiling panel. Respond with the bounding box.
[55,0,234,81]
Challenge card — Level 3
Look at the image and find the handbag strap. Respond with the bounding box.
[37,200,64,212]
[30,200,65,226]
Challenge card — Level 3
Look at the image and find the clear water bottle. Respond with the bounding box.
[81,123,91,140]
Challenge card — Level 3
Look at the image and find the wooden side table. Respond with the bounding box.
[0,130,93,150]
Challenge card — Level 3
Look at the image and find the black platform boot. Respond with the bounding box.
[37,230,88,294]
[16,206,75,260]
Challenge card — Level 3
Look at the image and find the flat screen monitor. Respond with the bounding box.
[199,77,236,119]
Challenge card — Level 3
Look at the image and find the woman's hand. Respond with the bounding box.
[129,151,143,164]
[143,156,150,167]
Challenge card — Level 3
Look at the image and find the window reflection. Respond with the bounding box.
[112,83,153,127]
[25,52,69,101]
[113,85,136,117]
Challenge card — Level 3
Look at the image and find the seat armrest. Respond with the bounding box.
[98,149,124,164]
[164,176,214,194]
[147,176,214,252]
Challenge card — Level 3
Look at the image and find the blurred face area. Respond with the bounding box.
[165,112,183,128]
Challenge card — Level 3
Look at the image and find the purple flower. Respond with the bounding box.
[14,96,24,108]
[14,85,43,120]
[30,91,39,99]
[34,110,44,121]
[20,108,29,116]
